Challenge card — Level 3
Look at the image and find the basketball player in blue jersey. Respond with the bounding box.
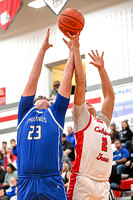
[17,28,74,200]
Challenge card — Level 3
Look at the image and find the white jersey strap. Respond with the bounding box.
[48,108,64,131]
[17,107,36,130]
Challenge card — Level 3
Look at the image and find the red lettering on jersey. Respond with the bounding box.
[96,153,109,163]
[94,126,110,136]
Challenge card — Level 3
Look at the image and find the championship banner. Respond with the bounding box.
[0,0,23,32]
[44,0,68,15]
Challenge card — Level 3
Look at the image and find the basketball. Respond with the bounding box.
[57,8,85,37]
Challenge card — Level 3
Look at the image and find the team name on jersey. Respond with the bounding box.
[94,126,109,136]
[96,153,109,163]
[28,116,47,123]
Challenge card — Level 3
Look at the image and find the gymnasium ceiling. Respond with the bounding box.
[0,0,128,40]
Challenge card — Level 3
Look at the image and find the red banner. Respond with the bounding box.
[0,0,23,31]
[0,87,6,105]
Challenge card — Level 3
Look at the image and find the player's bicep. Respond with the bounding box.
[22,79,37,97]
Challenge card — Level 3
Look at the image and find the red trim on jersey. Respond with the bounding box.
[74,114,92,134]
[72,115,92,173]
[0,114,18,122]
[67,173,77,200]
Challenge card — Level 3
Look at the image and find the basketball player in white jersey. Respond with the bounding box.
[66,33,115,200]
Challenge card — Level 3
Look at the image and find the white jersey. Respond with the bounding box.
[72,103,113,182]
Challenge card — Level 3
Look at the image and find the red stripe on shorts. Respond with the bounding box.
[67,173,77,200]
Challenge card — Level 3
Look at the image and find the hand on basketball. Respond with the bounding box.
[88,50,104,69]
[67,32,80,49]
[41,28,53,51]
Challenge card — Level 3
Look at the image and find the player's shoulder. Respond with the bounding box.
[97,112,110,129]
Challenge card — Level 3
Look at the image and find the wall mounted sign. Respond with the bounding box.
[0,0,23,31]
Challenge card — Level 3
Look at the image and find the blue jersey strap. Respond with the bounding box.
[17,106,36,130]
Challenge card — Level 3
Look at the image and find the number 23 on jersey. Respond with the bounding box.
[27,125,41,140]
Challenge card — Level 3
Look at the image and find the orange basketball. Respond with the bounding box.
[57,8,85,37]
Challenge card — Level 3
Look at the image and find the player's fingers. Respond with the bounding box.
[89,62,95,65]
[67,32,73,39]
[101,51,104,57]
[89,62,97,67]
[96,50,99,57]
[88,53,94,60]
[49,44,53,48]
[75,32,80,40]
[62,38,68,45]
[45,28,50,40]
[91,50,96,57]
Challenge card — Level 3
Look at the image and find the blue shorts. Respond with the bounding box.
[17,175,67,200]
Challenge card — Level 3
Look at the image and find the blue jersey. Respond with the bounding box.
[67,132,75,148]
[113,147,129,161]
[17,93,69,177]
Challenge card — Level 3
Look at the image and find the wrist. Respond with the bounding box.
[73,46,80,51]
[40,47,47,53]
[98,66,104,71]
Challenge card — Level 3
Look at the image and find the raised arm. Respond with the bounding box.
[88,50,115,121]
[58,40,74,99]
[65,33,85,106]
[22,28,53,97]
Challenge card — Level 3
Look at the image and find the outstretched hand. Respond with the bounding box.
[63,32,80,50]
[88,50,104,69]
[63,38,72,50]
[41,28,53,51]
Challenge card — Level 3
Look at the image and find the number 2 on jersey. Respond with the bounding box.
[28,125,41,140]
[101,137,107,152]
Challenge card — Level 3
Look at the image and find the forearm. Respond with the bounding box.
[58,50,74,98]
[116,158,127,164]
[98,67,114,99]
[74,48,85,85]
[73,47,85,105]
[29,48,46,82]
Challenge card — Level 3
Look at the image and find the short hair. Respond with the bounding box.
[67,126,72,129]
[2,141,7,144]
[110,123,116,129]
[10,139,16,143]
[62,133,66,138]
[53,81,60,87]
[114,139,121,143]
[34,96,50,104]
[6,163,16,172]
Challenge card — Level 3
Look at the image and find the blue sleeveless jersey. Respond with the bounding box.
[17,93,69,177]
